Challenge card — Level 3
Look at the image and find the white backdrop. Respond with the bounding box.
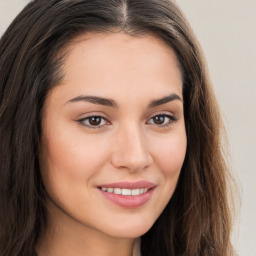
[0,0,255,255]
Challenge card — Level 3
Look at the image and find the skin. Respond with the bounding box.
[37,32,187,256]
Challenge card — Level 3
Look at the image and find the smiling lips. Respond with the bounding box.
[101,187,149,196]
[98,181,156,208]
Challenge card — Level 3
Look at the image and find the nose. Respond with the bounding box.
[111,124,153,172]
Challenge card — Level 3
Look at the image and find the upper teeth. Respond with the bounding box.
[101,187,149,195]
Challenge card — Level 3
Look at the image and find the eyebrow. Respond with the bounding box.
[147,94,182,108]
[66,95,117,108]
[66,93,182,108]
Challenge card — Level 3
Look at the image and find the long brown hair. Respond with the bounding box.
[0,0,236,255]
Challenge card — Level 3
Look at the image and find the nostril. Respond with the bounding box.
[110,130,153,171]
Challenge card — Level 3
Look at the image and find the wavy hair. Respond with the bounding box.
[0,0,236,255]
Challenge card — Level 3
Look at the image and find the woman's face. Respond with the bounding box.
[40,32,187,239]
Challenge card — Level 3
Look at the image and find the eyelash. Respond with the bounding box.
[146,114,177,127]
[78,115,110,129]
[77,113,177,129]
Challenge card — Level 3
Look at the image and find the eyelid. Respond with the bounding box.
[146,112,177,127]
[77,114,111,129]
[76,111,177,129]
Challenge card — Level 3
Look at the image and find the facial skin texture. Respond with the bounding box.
[38,32,187,256]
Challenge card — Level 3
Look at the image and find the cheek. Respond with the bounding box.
[146,129,187,217]
[152,129,187,178]
[39,128,111,190]
[39,134,106,212]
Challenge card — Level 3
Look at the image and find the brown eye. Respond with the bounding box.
[88,116,102,126]
[152,115,165,125]
[78,115,109,128]
[147,114,177,127]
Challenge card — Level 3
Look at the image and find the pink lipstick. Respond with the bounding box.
[98,181,156,208]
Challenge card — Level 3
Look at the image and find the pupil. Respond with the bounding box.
[89,116,101,126]
[154,116,164,124]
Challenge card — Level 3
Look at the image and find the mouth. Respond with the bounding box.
[99,187,150,196]
[97,181,156,208]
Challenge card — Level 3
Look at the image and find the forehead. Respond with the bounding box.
[52,32,183,102]
[63,31,181,72]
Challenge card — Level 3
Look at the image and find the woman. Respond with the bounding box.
[0,0,236,255]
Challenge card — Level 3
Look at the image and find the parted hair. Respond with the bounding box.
[0,0,236,255]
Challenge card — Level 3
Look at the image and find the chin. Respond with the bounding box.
[102,217,155,239]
